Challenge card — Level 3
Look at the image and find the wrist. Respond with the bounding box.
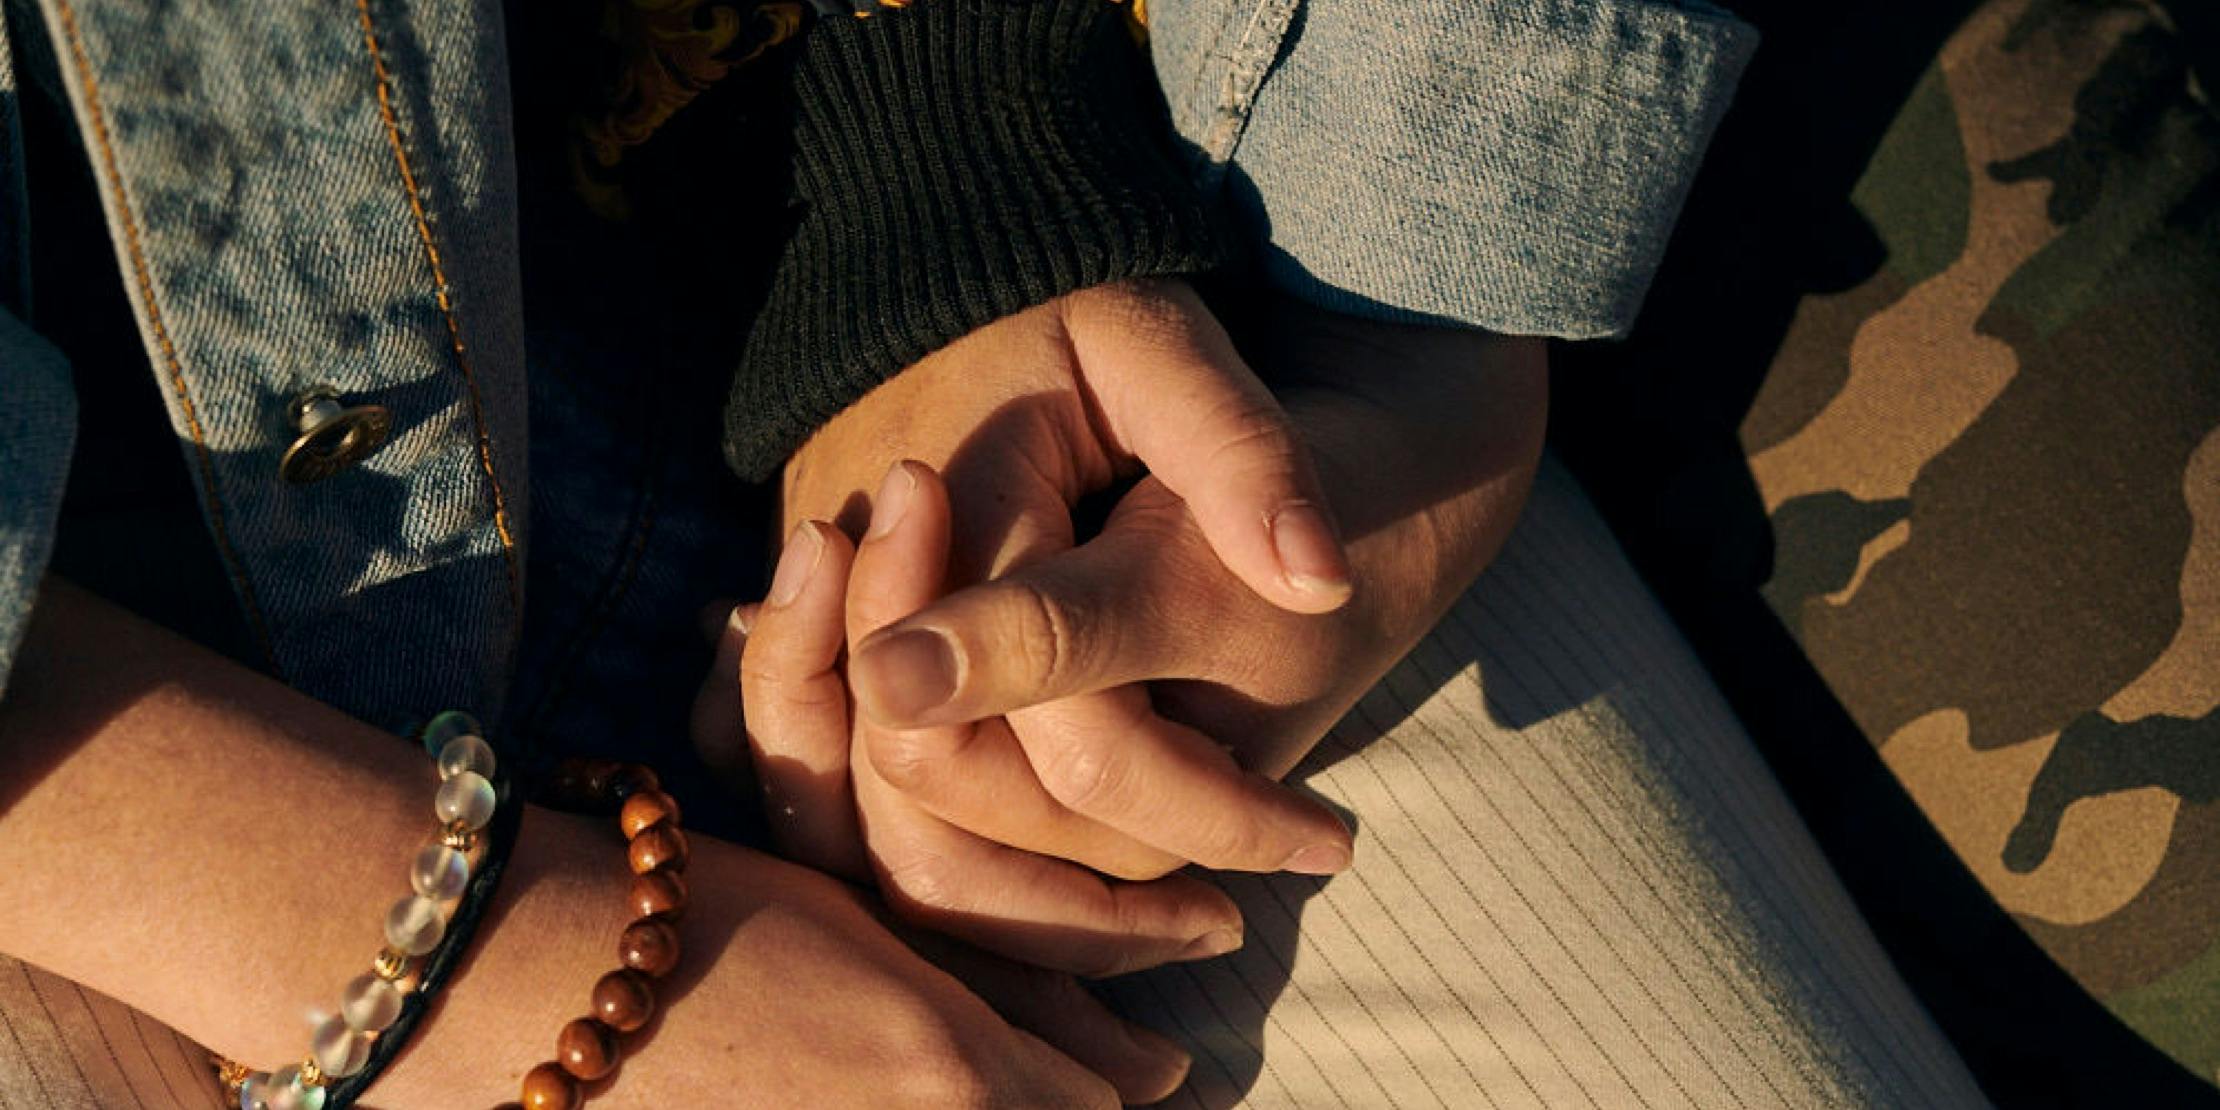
[370,804,626,1105]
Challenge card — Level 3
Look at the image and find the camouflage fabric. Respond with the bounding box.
[1738,0,2218,1087]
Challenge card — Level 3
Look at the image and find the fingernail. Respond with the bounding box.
[1179,928,1243,961]
[1268,503,1352,601]
[728,604,754,637]
[866,463,917,540]
[853,629,960,722]
[1281,842,1352,876]
[766,524,824,609]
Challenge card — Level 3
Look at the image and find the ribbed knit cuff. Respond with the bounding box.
[722,0,1227,481]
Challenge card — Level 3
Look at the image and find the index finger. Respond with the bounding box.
[1010,685,1352,874]
[849,513,1354,873]
[845,522,1186,729]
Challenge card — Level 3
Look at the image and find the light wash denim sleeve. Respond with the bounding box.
[1149,0,1758,338]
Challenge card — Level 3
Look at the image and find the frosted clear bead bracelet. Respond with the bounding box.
[225,711,502,1110]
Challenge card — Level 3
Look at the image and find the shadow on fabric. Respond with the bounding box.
[1552,0,2220,1104]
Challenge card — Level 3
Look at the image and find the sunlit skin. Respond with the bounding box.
[714,297,1547,986]
[0,583,1170,1106]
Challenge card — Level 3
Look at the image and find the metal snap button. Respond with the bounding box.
[280,387,393,484]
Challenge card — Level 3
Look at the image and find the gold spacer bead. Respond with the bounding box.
[212,1054,253,1092]
[299,1056,328,1088]
[440,819,478,852]
[373,946,410,981]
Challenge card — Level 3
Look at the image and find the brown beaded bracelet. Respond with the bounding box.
[498,761,687,1110]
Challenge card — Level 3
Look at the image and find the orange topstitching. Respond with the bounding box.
[50,0,281,674]
[355,0,525,612]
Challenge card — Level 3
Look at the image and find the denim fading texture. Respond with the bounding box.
[0,0,1750,751]
[1147,0,1757,338]
[0,0,767,783]
[0,0,526,729]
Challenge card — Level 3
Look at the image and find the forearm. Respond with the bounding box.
[0,581,615,1103]
[0,579,435,1065]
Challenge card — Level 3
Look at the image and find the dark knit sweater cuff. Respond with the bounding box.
[722,0,1228,481]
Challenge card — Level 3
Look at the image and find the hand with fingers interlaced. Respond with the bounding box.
[692,295,1547,1015]
[696,278,1364,963]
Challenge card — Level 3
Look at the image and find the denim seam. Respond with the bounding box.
[50,0,282,674]
[354,0,524,614]
[1200,0,1295,169]
[1179,0,1237,127]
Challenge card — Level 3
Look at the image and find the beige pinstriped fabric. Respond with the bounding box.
[0,459,1984,1107]
[0,956,222,1108]
[1101,459,1988,1108]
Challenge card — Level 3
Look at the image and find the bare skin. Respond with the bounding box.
[754,280,1374,967]
[717,302,1548,972]
[0,581,1180,1106]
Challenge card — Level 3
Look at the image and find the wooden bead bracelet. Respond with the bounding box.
[498,759,687,1110]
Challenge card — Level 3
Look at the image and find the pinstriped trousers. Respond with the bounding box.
[1106,457,1984,1108]
[0,458,1984,1108]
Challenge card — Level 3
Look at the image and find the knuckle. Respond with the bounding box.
[1190,810,1271,870]
[736,645,783,690]
[1202,408,1303,478]
[739,663,842,715]
[739,637,811,689]
[790,679,851,715]
[1005,580,1077,690]
[866,730,951,793]
[1035,738,1131,817]
[879,853,972,920]
[1091,892,1161,978]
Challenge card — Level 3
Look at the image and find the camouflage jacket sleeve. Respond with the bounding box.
[1147,0,1759,340]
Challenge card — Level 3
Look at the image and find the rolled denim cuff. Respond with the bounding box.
[0,310,78,698]
[1198,0,1757,339]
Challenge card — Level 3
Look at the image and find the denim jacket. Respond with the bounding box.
[1147,0,1756,336]
[0,0,1752,752]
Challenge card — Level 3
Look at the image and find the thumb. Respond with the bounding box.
[1064,279,1352,614]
